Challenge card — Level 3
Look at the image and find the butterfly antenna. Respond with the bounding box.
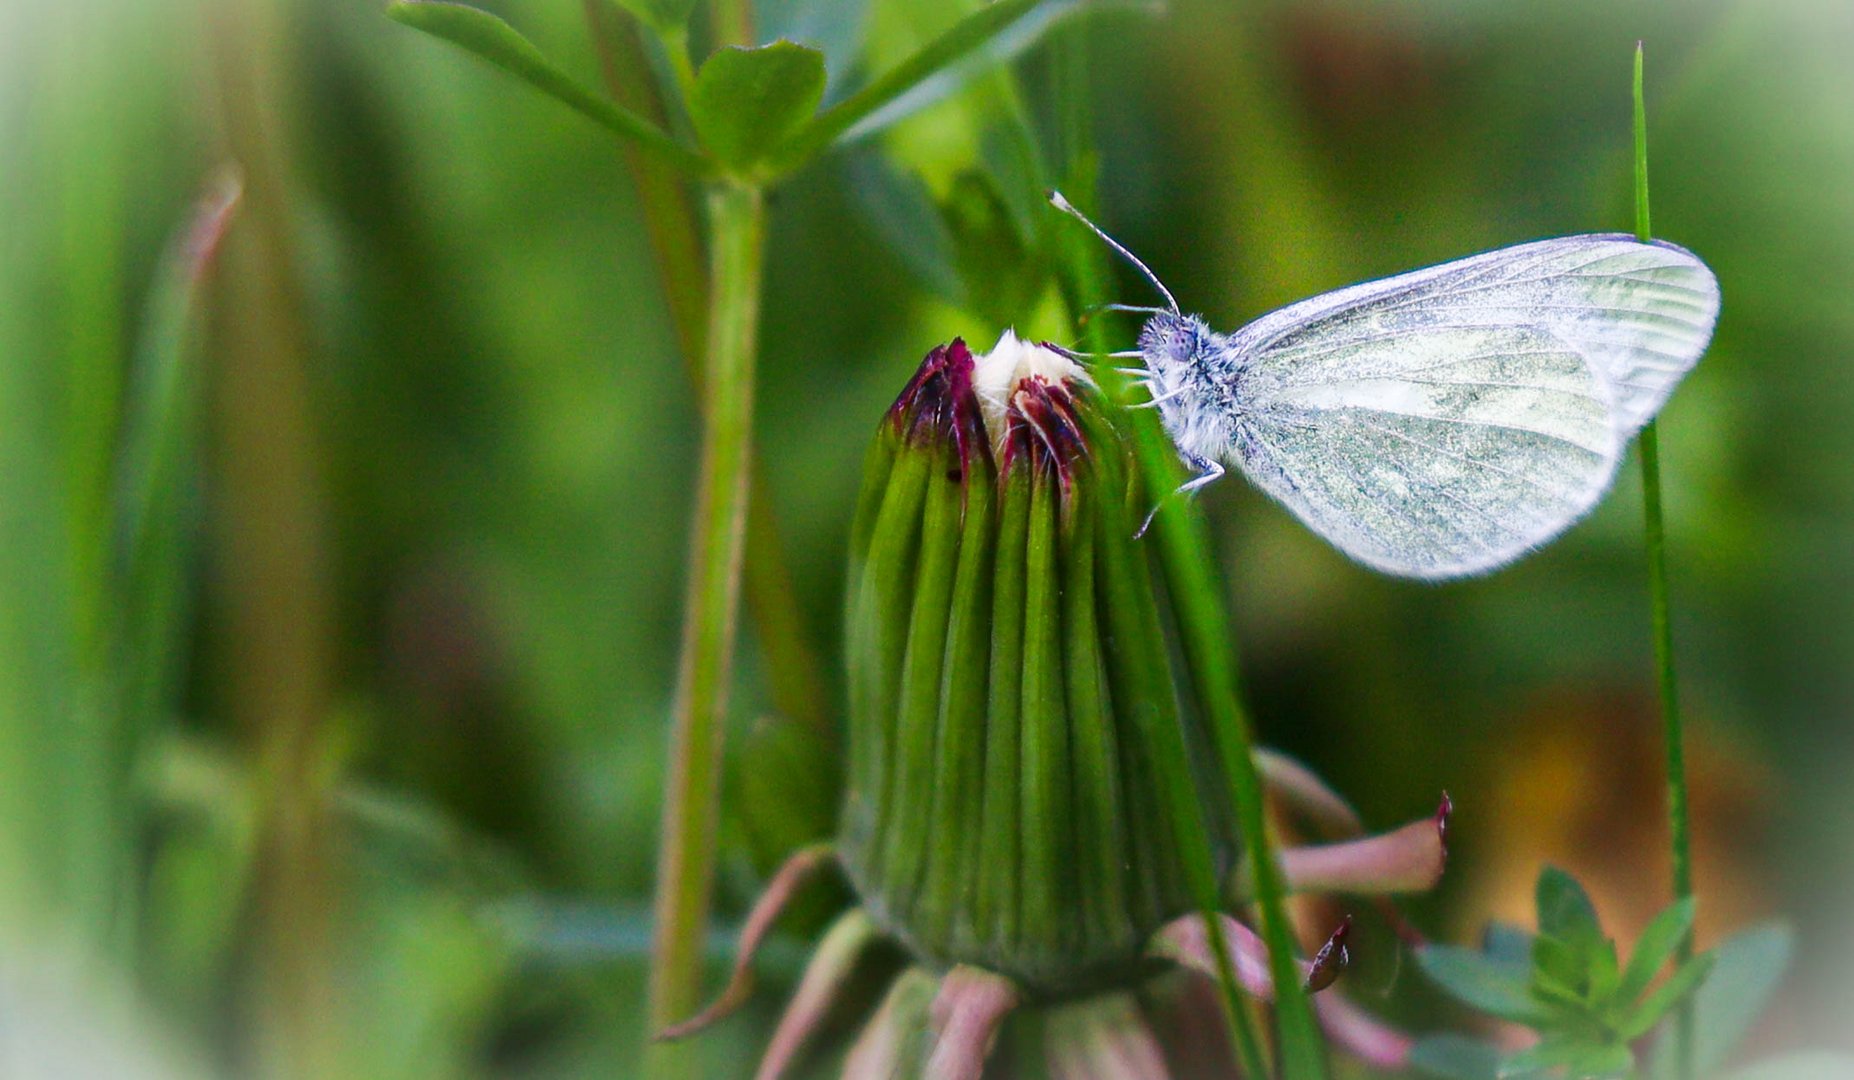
[1048,190,1180,315]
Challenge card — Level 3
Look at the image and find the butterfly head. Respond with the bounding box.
[1136,310,1212,375]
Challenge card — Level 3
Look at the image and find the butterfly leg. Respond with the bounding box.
[1131,384,1190,409]
[1176,453,1226,496]
[1135,454,1225,538]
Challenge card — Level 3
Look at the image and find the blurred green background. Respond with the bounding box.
[3,0,1852,1074]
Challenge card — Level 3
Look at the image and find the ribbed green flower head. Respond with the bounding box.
[841,332,1231,997]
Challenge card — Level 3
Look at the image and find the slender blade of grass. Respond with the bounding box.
[1633,41,1696,1080]
[1049,31,1280,1079]
[110,172,243,968]
[385,0,713,177]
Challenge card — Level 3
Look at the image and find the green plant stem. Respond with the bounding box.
[207,0,341,1071]
[1050,31,1288,1079]
[1634,42,1694,1080]
[710,0,753,49]
[582,0,831,738]
[645,181,766,1080]
[659,23,700,107]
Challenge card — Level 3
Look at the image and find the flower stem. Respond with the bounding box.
[1634,41,1695,1080]
[645,181,766,1080]
[710,0,752,48]
[581,0,831,739]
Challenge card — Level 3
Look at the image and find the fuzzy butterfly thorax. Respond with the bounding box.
[1136,310,1241,471]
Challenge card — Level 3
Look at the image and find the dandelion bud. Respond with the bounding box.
[840,331,1227,996]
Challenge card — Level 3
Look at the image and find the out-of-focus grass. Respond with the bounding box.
[3,0,1854,1073]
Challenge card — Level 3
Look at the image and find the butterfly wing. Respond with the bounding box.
[1227,235,1719,579]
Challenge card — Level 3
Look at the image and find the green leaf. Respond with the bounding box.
[1419,944,1551,1026]
[1499,1038,1631,1079]
[1650,924,1793,1079]
[1588,937,1621,1003]
[384,1,711,176]
[1730,1053,1854,1080]
[1614,897,1696,1007]
[1618,952,1713,1040]
[1535,866,1602,951]
[1409,1035,1502,1080]
[116,174,240,722]
[1530,933,1592,1004]
[772,0,1152,170]
[690,41,827,170]
[830,0,1156,147]
[607,0,696,34]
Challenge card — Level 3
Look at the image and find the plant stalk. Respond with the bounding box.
[207,0,341,1071]
[1634,42,1694,1080]
[582,0,831,738]
[710,0,753,49]
[645,181,766,1080]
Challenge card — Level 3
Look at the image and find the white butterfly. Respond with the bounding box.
[1050,192,1721,580]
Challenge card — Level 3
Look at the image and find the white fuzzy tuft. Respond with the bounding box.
[972,329,1089,450]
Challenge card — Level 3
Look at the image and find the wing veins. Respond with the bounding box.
[1346,415,1571,510]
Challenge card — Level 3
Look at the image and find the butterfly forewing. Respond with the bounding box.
[1228,235,1719,578]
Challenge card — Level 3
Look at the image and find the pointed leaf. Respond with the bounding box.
[690,41,826,169]
[385,1,710,175]
[1409,1034,1501,1080]
[1619,952,1714,1040]
[1419,945,1551,1026]
[845,156,962,302]
[1589,937,1621,1004]
[941,170,1043,326]
[1530,932,1589,1004]
[1535,866,1602,953]
[1650,924,1793,1079]
[1615,898,1696,1007]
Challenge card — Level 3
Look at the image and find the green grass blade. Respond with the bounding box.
[1049,29,1282,1076]
[1633,40,1696,1080]
[109,174,244,967]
